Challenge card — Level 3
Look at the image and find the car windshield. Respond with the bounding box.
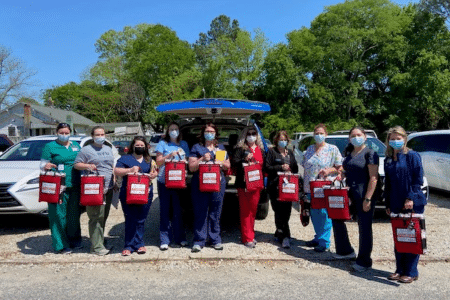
[0,140,52,161]
[150,135,163,143]
[325,137,386,157]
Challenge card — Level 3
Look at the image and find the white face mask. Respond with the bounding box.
[246,135,257,143]
[169,130,179,139]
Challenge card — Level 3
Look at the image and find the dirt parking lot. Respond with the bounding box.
[0,188,449,264]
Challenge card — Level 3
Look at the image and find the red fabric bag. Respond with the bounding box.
[165,159,187,189]
[278,172,299,202]
[80,171,105,206]
[243,159,264,191]
[309,178,332,209]
[126,173,151,205]
[39,170,65,204]
[199,162,221,192]
[391,212,427,255]
[324,181,351,220]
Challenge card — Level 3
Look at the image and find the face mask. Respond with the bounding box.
[278,140,288,148]
[350,136,365,147]
[169,130,179,139]
[57,134,70,142]
[246,135,257,143]
[389,139,404,150]
[134,147,146,155]
[94,137,105,145]
[314,134,326,144]
[204,132,215,141]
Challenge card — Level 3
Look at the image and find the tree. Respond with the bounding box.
[0,46,37,108]
[419,0,450,20]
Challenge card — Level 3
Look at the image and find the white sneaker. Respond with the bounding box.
[281,238,290,249]
[160,244,169,251]
[333,252,357,260]
[191,245,202,253]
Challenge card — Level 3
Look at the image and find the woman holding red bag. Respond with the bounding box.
[114,136,158,256]
[232,126,266,248]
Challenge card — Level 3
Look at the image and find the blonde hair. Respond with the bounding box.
[236,126,264,151]
[385,126,410,158]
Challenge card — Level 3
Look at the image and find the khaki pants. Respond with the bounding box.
[86,189,113,253]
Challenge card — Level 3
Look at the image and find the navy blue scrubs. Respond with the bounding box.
[190,143,227,247]
[385,150,426,278]
[116,154,154,253]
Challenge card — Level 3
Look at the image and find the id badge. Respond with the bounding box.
[58,164,64,171]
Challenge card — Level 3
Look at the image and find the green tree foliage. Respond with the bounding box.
[420,0,450,20]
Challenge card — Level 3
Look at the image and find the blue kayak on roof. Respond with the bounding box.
[156,98,270,118]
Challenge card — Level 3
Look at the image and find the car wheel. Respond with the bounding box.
[256,190,270,220]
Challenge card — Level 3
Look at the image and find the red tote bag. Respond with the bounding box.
[278,172,299,202]
[199,162,221,192]
[80,171,105,206]
[324,181,351,220]
[165,159,187,189]
[391,212,427,255]
[39,170,65,204]
[309,178,332,209]
[126,173,151,205]
[243,160,264,191]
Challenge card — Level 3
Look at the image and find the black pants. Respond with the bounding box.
[269,189,292,241]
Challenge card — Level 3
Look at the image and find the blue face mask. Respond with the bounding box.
[350,136,365,147]
[278,140,288,148]
[389,139,404,150]
[94,137,105,145]
[314,134,326,144]
[204,132,215,141]
[57,134,70,142]
[169,130,179,139]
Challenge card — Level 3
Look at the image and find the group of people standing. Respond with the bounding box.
[41,121,426,284]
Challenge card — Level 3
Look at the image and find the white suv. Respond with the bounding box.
[407,130,450,192]
[0,135,119,215]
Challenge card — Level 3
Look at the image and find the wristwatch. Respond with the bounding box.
[364,198,371,202]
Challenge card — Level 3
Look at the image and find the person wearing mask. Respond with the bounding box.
[332,127,379,272]
[265,130,298,249]
[41,123,82,254]
[114,136,158,256]
[302,124,342,252]
[232,126,266,248]
[188,122,230,252]
[384,126,426,283]
[155,122,190,250]
[74,126,115,256]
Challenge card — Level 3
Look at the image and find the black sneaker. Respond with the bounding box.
[305,240,319,247]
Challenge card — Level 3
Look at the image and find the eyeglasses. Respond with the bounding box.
[247,132,257,136]
[58,123,70,127]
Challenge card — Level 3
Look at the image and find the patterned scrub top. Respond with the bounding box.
[302,143,343,193]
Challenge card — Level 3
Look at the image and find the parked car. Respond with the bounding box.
[407,130,450,192]
[0,135,119,215]
[156,98,271,219]
[0,134,14,155]
[112,140,131,156]
[291,132,313,150]
[294,134,429,208]
[148,133,164,158]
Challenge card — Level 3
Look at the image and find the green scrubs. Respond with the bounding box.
[41,140,82,252]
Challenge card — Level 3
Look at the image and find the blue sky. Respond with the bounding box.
[2,0,418,102]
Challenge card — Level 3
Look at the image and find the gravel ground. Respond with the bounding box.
[0,186,449,264]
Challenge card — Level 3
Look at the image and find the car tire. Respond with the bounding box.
[256,190,270,220]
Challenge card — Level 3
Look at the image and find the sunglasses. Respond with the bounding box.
[247,132,257,136]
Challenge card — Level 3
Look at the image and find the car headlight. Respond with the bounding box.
[26,177,40,184]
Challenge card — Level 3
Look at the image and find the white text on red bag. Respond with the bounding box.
[277,172,299,202]
[165,158,187,189]
[391,212,427,255]
[324,181,351,220]
[126,173,151,204]
[309,178,332,209]
[39,170,66,204]
[199,162,221,192]
[80,170,105,206]
[243,159,264,191]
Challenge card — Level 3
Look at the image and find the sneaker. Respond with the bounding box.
[191,245,202,253]
[213,243,224,250]
[333,252,357,260]
[244,241,256,248]
[282,238,290,249]
[253,239,257,245]
[352,262,369,272]
[58,248,72,254]
[93,248,110,256]
[160,244,169,251]
[314,245,330,253]
[180,241,188,247]
[305,240,319,247]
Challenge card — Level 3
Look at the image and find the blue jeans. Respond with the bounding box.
[333,199,375,267]
[157,181,186,245]
[308,194,332,248]
[395,251,420,277]
[120,191,153,252]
